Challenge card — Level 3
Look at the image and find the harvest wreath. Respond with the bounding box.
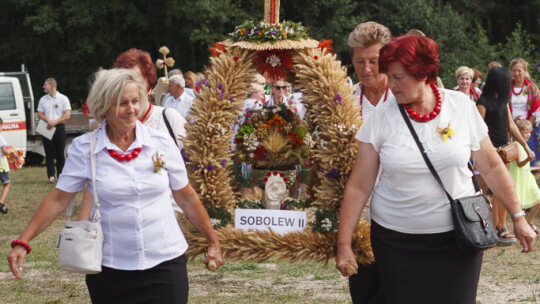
[179,0,372,265]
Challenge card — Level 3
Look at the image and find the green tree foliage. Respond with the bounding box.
[0,0,538,104]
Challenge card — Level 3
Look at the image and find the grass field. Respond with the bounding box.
[0,167,538,303]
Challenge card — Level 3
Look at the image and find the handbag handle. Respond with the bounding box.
[65,132,100,222]
[397,104,480,203]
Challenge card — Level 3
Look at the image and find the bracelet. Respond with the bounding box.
[11,240,31,254]
[510,210,526,219]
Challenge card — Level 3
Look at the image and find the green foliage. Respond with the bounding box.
[311,208,338,233]
[1,0,539,103]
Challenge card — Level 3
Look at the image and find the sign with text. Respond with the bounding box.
[235,209,307,235]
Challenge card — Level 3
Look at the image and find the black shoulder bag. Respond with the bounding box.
[162,108,179,147]
[398,104,497,252]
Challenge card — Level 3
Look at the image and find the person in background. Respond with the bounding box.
[184,71,198,89]
[112,49,187,148]
[471,67,483,94]
[480,61,503,91]
[510,116,540,235]
[37,78,71,183]
[243,74,267,110]
[182,71,197,98]
[455,66,480,102]
[0,118,16,214]
[7,69,223,303]
[346,21,393,304]
[509,58,540,166]
[336,35,536,304]
[476,66,533,244]
[163,75,195,119]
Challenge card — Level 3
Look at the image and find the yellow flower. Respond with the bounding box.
[240,28,246,36]
[281,30,287,39]
[152,152,166,174]
[438,123,455,143]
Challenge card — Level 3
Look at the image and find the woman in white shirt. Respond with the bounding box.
[509,57,540,166]
[7,69,222,303]
[336,36,536,303]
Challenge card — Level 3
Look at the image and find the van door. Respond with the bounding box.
[0,76,27,154]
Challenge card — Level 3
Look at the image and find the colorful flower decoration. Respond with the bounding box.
[255,50,293,81]
[437,123,455,143]
[152,152,166,174]
[229,20,309,43]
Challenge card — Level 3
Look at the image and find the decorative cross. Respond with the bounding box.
[264,0,280,24]
[155,46,175,82]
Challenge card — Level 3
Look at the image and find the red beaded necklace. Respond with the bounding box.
[404,83,442,122]
[359,84,389,117]
[139,104,152,122]
[512,84,524,96]
[108,147,142,162]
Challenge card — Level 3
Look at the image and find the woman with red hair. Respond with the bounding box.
[336,35,536,303]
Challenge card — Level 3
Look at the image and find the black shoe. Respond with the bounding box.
[0,202,8,214]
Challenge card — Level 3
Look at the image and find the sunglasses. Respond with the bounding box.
[274,86,290,90]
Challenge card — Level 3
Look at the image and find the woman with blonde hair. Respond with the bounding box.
[7,69,222,303]
[455,66,480,102]
[509,58,540,166]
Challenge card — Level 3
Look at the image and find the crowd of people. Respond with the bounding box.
[5,19,540,304]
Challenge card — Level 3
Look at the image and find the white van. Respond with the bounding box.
[0,76,27,155]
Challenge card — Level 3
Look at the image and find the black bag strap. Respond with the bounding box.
[398,104,481,203]
[162,108,179,147]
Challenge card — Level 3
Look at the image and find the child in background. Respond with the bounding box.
[0,118,14,214]
[510,116,540,234]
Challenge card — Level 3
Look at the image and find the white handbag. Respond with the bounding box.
[57,132,103,274]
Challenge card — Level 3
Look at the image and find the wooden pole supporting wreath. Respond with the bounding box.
[181,15,372,265]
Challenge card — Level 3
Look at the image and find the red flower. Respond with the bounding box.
[314,55,318,60]
[317,39,333,55]
[234,56,239,61]
[209,42,226,57]
[253,146,266,160]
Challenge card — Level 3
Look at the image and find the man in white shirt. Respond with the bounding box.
[37,78,71,183]
[163,75,194,118]
[346,21,392,304]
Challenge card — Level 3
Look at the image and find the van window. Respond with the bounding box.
[0,83,16,111]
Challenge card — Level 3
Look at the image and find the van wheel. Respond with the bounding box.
[25,151,45,166]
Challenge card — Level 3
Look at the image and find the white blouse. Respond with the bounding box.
[510,89,528,119]
[144,105,187,149]
[57,120,189,270]
[356,89,488,234]
[353,83,394,121]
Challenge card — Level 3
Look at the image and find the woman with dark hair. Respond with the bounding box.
[476,67,534,244]
[336,36,536,303]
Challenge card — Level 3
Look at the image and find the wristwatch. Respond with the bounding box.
[510,210,526,219]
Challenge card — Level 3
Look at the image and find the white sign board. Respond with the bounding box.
[235,209,307,235]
